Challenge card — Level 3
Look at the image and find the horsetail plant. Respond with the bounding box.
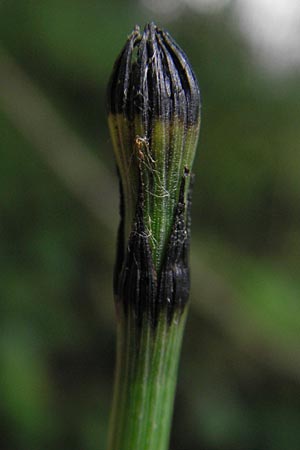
[107,23,201,450]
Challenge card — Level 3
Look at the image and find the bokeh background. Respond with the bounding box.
[1,0,300,449]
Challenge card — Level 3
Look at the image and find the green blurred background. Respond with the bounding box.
[1,0,300,449]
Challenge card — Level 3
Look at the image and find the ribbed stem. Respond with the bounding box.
[107,308,187,450]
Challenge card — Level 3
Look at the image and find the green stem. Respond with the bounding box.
[107,308,188,450]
